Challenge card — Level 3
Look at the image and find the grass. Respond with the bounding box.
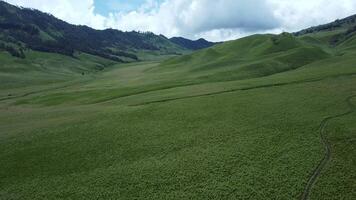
[0,31,356,199]
[309,98,356,200]
[0,50,116,99]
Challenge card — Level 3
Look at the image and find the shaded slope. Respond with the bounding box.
[169,37,217,50]
[0,1,186,61]
[295,14,356,37]
[295,14,356,47]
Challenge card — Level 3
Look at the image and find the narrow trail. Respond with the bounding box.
[300,94,356,200]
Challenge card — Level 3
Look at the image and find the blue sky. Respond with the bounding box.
[5,0,356,41]
[94,0,163,15]
[94,0,145,15]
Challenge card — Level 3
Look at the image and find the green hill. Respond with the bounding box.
[1,6,356,200]
[152,33,330,83]
[295,14,356,46]
[169,37,217,50]
[0,1,189,62]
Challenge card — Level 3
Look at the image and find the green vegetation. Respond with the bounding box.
[169,37,217,50]
[1,13,356,200]
[0,1,192,62]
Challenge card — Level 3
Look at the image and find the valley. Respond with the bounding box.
[0,1,356,199]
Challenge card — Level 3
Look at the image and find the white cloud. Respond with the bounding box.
[5,0,107,29]
[270,0,356,32]
[105,0,279,41]
[4,0,356,41]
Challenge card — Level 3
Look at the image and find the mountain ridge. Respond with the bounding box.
[169,37,218,50]
[0,1,215,62]
[295,14,356,36]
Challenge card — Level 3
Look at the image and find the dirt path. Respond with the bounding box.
[300,95,356,200]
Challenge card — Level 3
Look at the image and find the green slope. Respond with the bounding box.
[1,15,356,200]
[295,14,356,48]
[0,1,189,62]
[0,50,117,100]
[150,33,330,83]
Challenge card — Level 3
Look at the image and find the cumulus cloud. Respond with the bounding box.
[5,0,107,29]
[105,0,280,40]
[270,0,356,32]
[4,0,356,41]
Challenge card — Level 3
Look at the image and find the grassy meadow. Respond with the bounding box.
[1,32,356,200]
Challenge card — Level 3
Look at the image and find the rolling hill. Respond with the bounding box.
[0,1,216,62]
[157,33,330,82]
[0,3,356,199]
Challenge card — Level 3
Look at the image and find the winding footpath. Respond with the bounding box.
[300,94,356,200]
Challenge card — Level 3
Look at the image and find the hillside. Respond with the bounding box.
[152,33,330,83]
[1,5,356,200]
[152,13,356,84]
[169,37,217,50]
[295,14,356,46]
[295,14,356,36]
[0,1,188,62]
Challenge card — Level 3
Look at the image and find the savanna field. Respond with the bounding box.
[1,1,356,200]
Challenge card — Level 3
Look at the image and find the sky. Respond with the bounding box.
[4,0,356,42]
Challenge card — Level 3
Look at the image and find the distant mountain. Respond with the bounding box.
[295,14,356,36]
[0,1,188,62]
[294,14,356,45]
[169,37,217,50]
